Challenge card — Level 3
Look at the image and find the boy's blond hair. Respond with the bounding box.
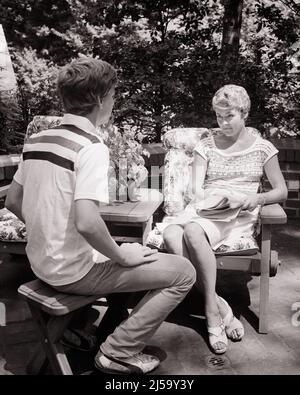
[57,57,117,116]
[212,84,251,118]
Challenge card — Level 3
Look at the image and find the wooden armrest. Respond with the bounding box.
[0,184,10,199]
[260,203,287,224]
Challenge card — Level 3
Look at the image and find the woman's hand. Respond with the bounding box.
[229,194,260,211]
[241,195,260,211]
[232,195,261,211]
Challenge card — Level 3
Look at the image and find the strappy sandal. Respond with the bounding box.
[219,297,244,341]
[207,321,228,354]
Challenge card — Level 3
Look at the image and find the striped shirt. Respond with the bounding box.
[14,114,109,286]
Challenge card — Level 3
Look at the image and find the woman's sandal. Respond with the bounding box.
[207,320,228,354]
[219,297,244,341]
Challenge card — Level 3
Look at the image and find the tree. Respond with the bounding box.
[221,0,244,66]
[91,0,222,141]
[0,0,75,63]
[0,0,299,149]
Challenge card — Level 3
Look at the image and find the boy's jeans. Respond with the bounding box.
[53,252,196,359]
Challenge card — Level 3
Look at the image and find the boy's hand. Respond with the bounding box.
[118,243,158,267]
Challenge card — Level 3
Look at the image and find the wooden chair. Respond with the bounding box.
[159,127,287,334]
[18,279,129,375]
[215,203,286,333]
[18,279,100,375]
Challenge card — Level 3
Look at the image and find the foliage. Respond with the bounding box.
[12,48,61,121]
[0,83,24,152]
[92,0,225,141]
[0,48,62,151]
[239,0,300,137]
[0,90,13,152]
[0,0,299,148]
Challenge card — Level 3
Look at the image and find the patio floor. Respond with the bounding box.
[0,218,299,375]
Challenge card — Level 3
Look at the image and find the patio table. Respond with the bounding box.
[100,192,163,245]
[0,190,163,255]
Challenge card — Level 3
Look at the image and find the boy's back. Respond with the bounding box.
[14,113,109,286]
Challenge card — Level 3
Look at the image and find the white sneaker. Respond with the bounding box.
[94,351,160,374]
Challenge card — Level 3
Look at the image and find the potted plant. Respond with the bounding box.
[97,122,149,202]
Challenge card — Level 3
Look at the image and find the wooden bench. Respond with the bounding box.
[18,279,128,375]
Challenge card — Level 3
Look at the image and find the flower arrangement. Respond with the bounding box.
[97,122,149,201]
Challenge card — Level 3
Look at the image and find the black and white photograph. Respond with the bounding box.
[0,0,299,378]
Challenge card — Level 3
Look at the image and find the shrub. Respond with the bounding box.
[0,47,62,152]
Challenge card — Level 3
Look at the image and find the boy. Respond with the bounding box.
[5,57,196,374]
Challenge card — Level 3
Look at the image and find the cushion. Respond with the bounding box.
[146,227,165,250]
[163,127,210,153]
[26,115,107,140]
[214,236,259,256]
[26,115,62,138]
[146,228,259,256]
[163,149,193,215]
[162,128,211,215]
[0,208,27,242]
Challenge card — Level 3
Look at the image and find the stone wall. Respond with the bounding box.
[271,139,300,218]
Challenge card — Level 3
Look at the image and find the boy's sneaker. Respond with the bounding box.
[94,351,160,374]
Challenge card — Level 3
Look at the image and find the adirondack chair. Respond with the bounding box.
[146,127,287,334]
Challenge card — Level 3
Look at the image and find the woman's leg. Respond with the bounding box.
[163,225,190,258]
[183,222,227,353]
[164,224,243,341]
[217,296,244,340]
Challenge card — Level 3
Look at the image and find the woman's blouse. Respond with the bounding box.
[194,134,278,197]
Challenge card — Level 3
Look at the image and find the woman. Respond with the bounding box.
[163,84,287,354]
